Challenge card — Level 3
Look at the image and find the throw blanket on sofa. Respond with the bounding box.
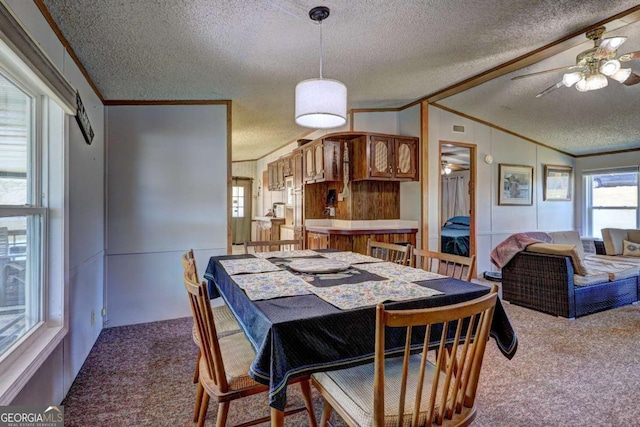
[491,232,553,268]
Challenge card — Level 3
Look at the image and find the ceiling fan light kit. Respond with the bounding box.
[513,26,640,97]
[295,6,347,129]
[611,67,632,83]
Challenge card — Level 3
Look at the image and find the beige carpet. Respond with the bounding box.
[61,301,640,426]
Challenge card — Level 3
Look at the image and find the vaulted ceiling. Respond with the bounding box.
[38,1,640,160]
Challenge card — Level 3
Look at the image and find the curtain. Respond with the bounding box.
[442,175,467,221]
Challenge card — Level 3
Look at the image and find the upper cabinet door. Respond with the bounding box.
[314,143,324,180]
[369,136,393,178]
[394,138,418,179]
[303,145,315,182]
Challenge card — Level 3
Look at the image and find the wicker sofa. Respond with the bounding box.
[501,231,639,318]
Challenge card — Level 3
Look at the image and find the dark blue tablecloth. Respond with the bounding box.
[204,253,518,411]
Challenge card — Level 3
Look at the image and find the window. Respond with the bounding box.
[232,185,245,218]
[584,168,639,238]
[0,27,70,402]
[0,73,44,356]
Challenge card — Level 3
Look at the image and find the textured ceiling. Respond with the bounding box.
[39,0,640,160]
[440,20,640,156]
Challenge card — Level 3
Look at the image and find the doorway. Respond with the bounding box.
[439,141,476,262]
[231,177,253,245]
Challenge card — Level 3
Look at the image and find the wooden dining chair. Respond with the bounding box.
[366,239,412,266]
[312,284,498,427]
[412,249,476,282]
[183,270,317,427]
[244,238,303,254]
[181,250,242,383]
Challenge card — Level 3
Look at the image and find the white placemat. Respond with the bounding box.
[253,249,319,259]
[310,279,444,310]
[319,251,386,265]
[232,270,315,301]
[356,262,449,282]
[220,258,281,275]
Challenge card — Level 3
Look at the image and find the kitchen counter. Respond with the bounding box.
[304,219,418,235]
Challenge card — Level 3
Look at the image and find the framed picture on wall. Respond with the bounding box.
[498,164,533,206]
[543,164,572,201]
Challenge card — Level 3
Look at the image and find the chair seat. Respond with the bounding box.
[200,331,261,392]
[313,355,474,427]
[192,303,242,347]
[212,302,242,337]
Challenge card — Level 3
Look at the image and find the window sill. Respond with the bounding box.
[0,324,67,404]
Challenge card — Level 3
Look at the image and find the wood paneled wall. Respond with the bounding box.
[304,180,400,220]
[350,181,400,220]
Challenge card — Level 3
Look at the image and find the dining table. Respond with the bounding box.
[204,249,518,426]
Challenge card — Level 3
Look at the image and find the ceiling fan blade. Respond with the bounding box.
[512,65,582,80]
[619,51,640,62]
[594,36,627,59]
[535,81,564,98]
[623,72,640,86]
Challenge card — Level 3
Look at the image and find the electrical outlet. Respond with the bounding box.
[91,310,95,327]
[101,307,107,316]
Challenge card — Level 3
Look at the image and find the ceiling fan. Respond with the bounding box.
[512,26,640,97]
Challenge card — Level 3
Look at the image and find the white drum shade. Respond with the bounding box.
[295,78,347,128]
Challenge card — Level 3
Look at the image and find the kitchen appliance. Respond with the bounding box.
[273,202,285,218]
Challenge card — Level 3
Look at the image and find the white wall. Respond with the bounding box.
[575,152,640,236]
[398,105,422,245]
[105,104,228,327]
[6,0,105,404]
[429,106,575,275]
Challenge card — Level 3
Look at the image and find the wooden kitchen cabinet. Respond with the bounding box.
[293,149,303,190]
[302,139,343,183]
[351,135,419,181]
[307,231,329,249]
[282,154,294,177]
[267,159,285,190]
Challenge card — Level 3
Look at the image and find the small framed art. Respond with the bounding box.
[499,164,533,206]
[543,165,572,201]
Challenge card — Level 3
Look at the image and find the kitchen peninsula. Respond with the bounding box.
[305,219,418,253]
[262,131,420,255]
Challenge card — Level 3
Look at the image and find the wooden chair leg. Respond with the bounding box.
[198,393,210,427]
[216,402,230,427]
[194,381,204,423]
[270,407,284,427]
[299,379,318,427]
[320,400,333,427]
[193,350,201,383]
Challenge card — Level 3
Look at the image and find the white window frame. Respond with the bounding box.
[0,37,69,404]
[583,167,640,237]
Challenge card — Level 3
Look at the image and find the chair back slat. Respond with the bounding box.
[183,270,230,392]
[373,285,498,426]
[244,239,303,254]
[181,249,199,282]
[367,239,412,266]
[412,249,476,281]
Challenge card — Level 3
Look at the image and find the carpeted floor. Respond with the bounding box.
[61,301,640,426]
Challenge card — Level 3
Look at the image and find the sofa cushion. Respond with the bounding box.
[602,228,629,255]
[627,230,640,244]
[549,231,585,260]
[583,257,639,281]
[574,273,609,287]
[525,243,587,276]
[622,240,640,257]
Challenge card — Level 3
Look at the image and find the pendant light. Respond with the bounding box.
[295,6,347,129]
